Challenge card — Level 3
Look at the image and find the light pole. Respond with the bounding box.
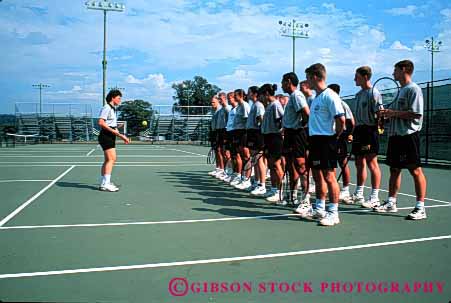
[278,19,310,73]
[85,1,125,106]
[424,37,442,112]
[32,83,50,115]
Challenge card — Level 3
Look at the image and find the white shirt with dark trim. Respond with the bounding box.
[282,90,308,129]
[99,104,117,127]
[308,88,345,136]
[387,82,423,136]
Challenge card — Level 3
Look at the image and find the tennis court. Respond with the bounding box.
[0,143,449,302]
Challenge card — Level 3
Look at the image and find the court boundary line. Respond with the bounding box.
[0,164,210,167]
[0,234,449,279]
[0,180,53,183]
[0,166,76,227]
[1,204,449,230]
[349,183,450,205]
[86,148,96,157]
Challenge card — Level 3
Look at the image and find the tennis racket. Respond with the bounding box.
[207,147,216,165]
[371,77,400,134]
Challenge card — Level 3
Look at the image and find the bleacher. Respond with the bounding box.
[15,103,94,142]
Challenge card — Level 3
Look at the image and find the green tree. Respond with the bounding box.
[172,76,221,115]
[117,100,153,136]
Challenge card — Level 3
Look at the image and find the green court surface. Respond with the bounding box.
[0,144,449,303]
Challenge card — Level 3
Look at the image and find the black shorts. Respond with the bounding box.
[337,135,349,162]
[282,128,308,158]
[246,129,264,151]
[209,130,217,148]
[224,131,234,152]
[386,132,421,169]
[263,133,283,160]
[216,129,226,149]
[308,135,338,169]
[98,129,116,151]
[232,129,246,154]
[351,125,379,156]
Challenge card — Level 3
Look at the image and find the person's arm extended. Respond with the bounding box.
[335,115,345,138]
[98,119,130,143]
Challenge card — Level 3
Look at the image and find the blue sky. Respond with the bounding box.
[0,0,450,114]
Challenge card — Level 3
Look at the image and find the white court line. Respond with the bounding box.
[1,204,449,231]
[0,234,449,279]
[0,166,76,227]
[168,148,207,157]
[349,183,450,205]
[86,149,95,157]
[0,155,204,158]
[0,180,53,183]
[0,164,210,167]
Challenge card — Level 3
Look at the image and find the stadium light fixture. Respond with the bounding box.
[85,1,125,106]
[278,19,310,73]
[32,83,50,116]
[424,36,442,111]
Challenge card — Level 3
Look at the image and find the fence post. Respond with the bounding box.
[425,82,430,164]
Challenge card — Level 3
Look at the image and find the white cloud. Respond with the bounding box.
[322,3,336,10]
[385,5,418,16]
[390,41,411,51]
[440,8,451,20]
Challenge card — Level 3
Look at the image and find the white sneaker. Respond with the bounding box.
[361,196,380,209]
[308,177,316,194]
[99,183,119,192]
[251,186,266,196]
[319,212,340,226]
[215,170,225,179]
[407,207,427,220]
[235,179,252,190]
[339,190,351,203]
[223,174,232,183]
[230,175,242,186]
[266,190,281,203]
[245,182,257,192]
[208,169,217,176]
[294,203,311,215]
[351,193,364,205]
[373,200,398,213]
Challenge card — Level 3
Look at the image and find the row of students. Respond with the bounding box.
[208,59,427,226]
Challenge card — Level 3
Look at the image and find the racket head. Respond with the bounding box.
[372,77,400,109]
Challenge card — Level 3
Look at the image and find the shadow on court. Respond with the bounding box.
[56,182,99,191]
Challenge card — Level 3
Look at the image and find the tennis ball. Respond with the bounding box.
[142,121,148,127]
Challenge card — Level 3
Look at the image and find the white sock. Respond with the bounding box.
[104,174,111,185]
[328,203,338,214]
[342,186,349,192]
[316,199,326,210]
[416,201,425,209]
[388,196,397,204]
[260,183,266,189]
[356,186,364,196]
[371,188,380,199]
[100,175,106,185]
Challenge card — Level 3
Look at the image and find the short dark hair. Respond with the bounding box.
[234,88,246,99]
[106,89,122,103]
[282,72,299,86]
[356,66,372,79]
[258,84,278,96]
[305,63,326,80]
[248,86,259,95]
[395,60,414,75]
[328,84,340,95]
